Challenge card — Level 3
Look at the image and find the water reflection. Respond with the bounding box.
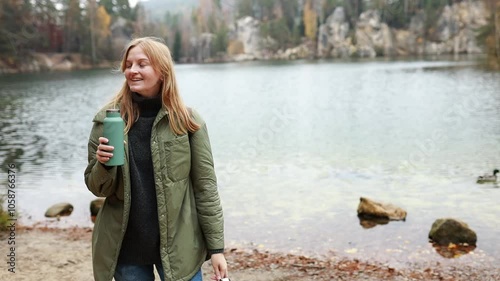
[431,242,476,259]
[358,215,391,229]
[0,60,499,268]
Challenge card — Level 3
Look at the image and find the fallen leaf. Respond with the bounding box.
[345,248,358,254]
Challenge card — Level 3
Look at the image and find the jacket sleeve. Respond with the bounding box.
[84,120,120,197]
[189,110,225,251]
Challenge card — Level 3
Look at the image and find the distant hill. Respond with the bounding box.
[140,0,199,19]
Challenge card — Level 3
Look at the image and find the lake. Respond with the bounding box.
[1,58,499,268]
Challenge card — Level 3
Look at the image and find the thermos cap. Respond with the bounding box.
[106,108,121,118]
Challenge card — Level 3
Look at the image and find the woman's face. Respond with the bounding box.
[124,46,162,98]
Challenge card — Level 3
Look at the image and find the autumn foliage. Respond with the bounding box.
[303,0,318,41]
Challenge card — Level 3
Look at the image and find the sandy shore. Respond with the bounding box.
[1,227,499,281]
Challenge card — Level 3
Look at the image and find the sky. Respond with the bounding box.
[129,0,141,8]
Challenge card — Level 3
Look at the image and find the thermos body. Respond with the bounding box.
[103,109,125,166]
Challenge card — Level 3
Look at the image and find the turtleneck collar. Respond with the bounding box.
[132,92,162,117]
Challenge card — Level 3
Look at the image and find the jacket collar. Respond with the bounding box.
[92,104,169,124]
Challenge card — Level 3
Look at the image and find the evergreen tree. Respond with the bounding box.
[237,0,254,18]
[0,0,37,57]
[100,0,132,19]
[173,29,182,61]
[63,0,84,53]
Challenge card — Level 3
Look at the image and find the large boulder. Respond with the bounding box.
[276,43,314,60]
[429,218,477,246]
[230,16,262,59]
[433,1,487,55]
[357,197,407,221]
[393,30,417,56]
[355,10,395,57]
[45,203,73,218]
[317,7,353,58]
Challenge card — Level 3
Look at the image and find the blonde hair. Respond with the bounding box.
[110,37,199,135]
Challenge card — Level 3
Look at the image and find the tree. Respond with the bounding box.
[303,0,317,41]
[173,29,182,61]
[0,0,37,57]
[237,0,254,18]
[100,0,132,19]
[63,0,84,53]
[277,0,299,32]
[95,5,112,59]
[260,18,292,50]
[212,25,228,55]
[478,0,500,68]
[257,0,275,20]
[422,0,449,43]
[321,0,339,23]
[31,0,61,52]
[87,0,97,63]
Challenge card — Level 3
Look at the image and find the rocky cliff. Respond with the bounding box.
[0,1,491,72]
[229,0,489,60]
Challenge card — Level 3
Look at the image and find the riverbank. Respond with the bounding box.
[0,50,492,75]
[0,226,499,280]
[0,53,114,74]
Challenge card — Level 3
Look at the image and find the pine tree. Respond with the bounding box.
[173,29,182,62]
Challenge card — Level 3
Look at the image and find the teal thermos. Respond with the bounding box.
[103,109,125,166]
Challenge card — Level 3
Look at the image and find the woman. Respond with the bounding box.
[84,37,228,281]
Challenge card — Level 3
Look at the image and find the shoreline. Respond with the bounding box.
[1,226,499,280]
[0,52,488,75]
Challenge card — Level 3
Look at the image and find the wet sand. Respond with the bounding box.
[1,227,499,281]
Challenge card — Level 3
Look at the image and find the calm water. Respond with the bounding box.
[1,59,499,268]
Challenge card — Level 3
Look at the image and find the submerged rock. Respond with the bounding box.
[429,218,477,246]
[357,197,407,221]
[45,203,73,218]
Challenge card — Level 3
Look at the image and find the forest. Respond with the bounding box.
[0,0,498,69]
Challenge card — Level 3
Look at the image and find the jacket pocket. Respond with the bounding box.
[165,134,191,182]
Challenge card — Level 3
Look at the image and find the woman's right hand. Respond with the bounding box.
[96,137,114,164]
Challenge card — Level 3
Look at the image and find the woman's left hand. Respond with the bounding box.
[210,253,228,280]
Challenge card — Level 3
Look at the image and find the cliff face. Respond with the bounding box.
[228,0,489,60]
[321,1,488,58]
[0,1,491,73]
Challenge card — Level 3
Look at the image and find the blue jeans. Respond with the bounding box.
[114,263,202,281]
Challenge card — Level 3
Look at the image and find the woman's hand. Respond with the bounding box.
[210,253,228,280]
[96,137,114,164]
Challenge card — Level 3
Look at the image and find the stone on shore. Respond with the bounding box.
[90,198,105,223]
[45,203,73,218]
[357,197,407,221]
[428,218,477,246]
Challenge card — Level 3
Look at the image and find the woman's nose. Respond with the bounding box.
[130,64,139,73]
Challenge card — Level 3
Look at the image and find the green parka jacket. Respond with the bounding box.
[84,106,224,281]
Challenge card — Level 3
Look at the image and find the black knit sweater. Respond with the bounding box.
[118,93,162,264]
